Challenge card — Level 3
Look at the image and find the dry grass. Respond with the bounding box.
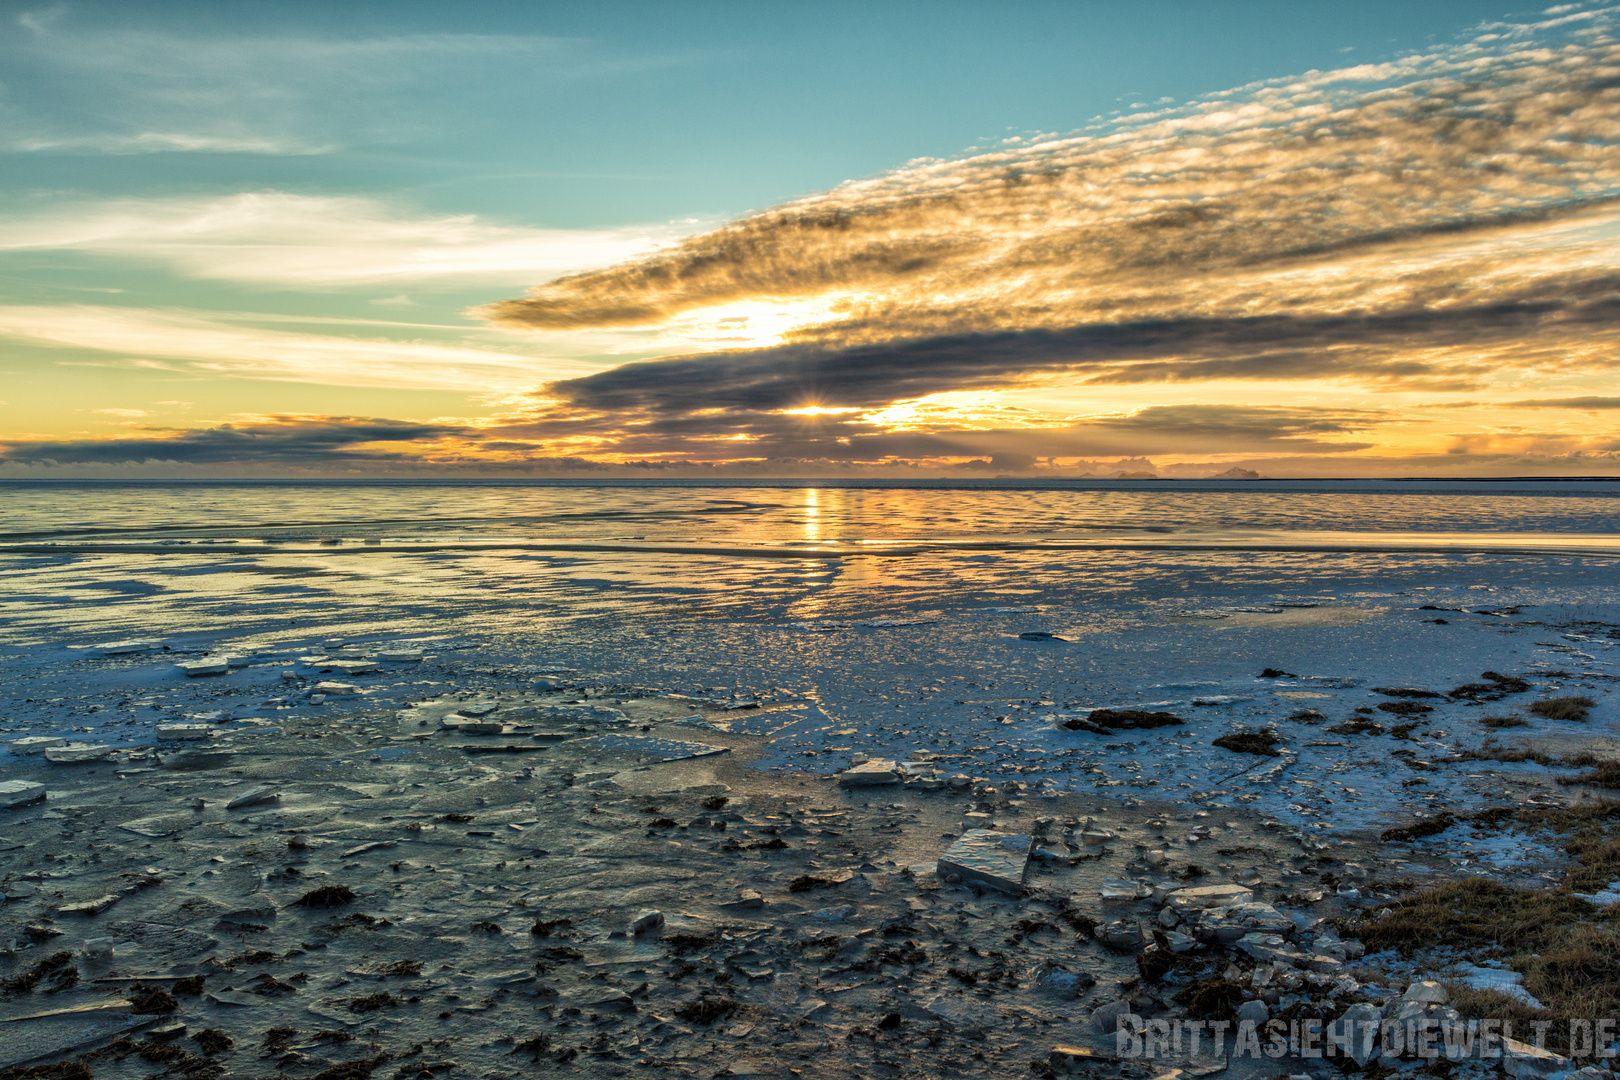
[1353,879,1594,955]
[1480,714,1528,729]
[1458,744,1558,766]
[1520,923,1620,1035]
[1349,879,1620,1050]
[1529,696,1596,722]
[1444,985,1549,1028]
[1541,799,1620,825]
[1560,834,1620,892]
[1360,795,1620,1052]
[1559,759,1620,791]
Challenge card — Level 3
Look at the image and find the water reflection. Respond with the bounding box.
[0,481,1617,646]
[804,488,820,543]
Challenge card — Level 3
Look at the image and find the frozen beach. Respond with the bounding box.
[2,479,1619,1078]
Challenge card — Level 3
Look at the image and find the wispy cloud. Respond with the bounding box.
[1504,395,1620,408]
[0,193,686,288]
[0,305,600,391]
[0,415,467,466]
[1,19,697,155]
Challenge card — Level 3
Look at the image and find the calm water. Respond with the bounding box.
[3,480,1617,835]
[5,478,1620,540]
[1,479,1618,646]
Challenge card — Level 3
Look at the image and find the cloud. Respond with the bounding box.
[1505,395,1620,408]
[475,6,1620,464]
[520,272,1620,424]
[0,305,601,391]
[10,408,1619,478]
[0,20,699,155]
[488,16,1620,336]
[0,415,464,466]
[475,401,1382,462]
[9,8,1620,477]
[0,193,686,288]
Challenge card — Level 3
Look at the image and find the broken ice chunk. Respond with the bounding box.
[1095,921,1146,950]
[572,734,728,762]
[671,714,723,731]
[178,659,230,677]
[310,682,358,697]
[1099,878,1152,901]
[45,743,113,764]
[1572,879,1620,906]
[1193,901,1293,943]
[0,780,46,808]
[937,830,1031,894]
[1163,884,1254,912]
[95,639,162,656]
[440,715,502,734]
[156,724,214,741]
[837,759,902,786]
[59,894,119,916]
[1236,932,1306,965]
[1455,964,1545,1009]
[225,786,281,811]
[81,937,116,960]
[9,736,65,756]
[629,909,664,935]
[377,648,423,662]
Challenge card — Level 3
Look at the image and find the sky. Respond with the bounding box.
[2,0,1618,478]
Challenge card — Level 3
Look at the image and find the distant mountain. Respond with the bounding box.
[1208,466,1261,479]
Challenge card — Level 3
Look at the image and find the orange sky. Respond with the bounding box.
[3,4,1619,477]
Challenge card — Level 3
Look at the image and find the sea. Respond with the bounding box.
[1,478,1617,835]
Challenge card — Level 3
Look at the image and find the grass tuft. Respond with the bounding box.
[1529,696,1595,721]
[1560,760,1620,791]
[1480,714,1528,729]
[1348,878,1620,1051]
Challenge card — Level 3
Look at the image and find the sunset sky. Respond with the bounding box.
[2,0,1618,477]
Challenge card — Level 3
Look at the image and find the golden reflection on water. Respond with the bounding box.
[2,483,1619,646]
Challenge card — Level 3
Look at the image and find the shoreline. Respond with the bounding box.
[2,657,1616,1079]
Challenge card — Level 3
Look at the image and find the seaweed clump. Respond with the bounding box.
[294,886,356,909]
[1062,709,1184,735]
[1211,731,1281,756]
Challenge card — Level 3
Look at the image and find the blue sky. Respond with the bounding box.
[4,1,1522,224]
[3,1,1618,476]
